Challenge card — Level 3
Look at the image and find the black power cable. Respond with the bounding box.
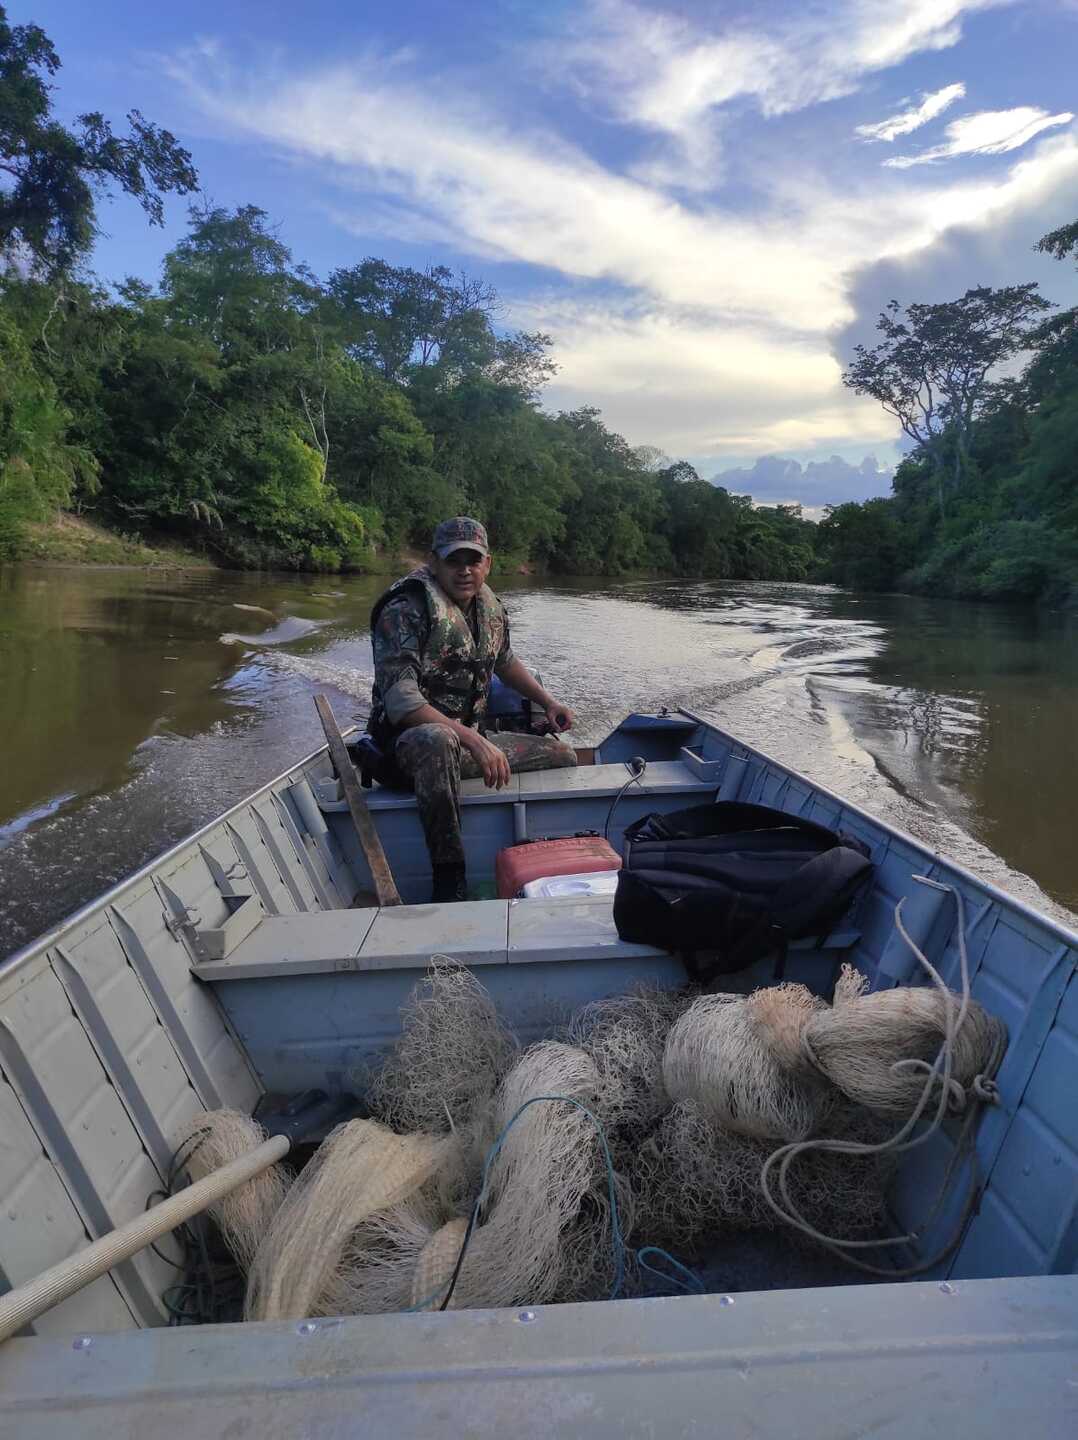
[603,757,647,844]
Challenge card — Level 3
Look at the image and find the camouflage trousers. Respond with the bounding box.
[392,725,578,869]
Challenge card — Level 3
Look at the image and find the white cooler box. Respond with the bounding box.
[521,871,621,899]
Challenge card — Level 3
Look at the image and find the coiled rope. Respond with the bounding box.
[760,879,1007,1277]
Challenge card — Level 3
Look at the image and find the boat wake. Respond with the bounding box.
[220,614,329,647]
[267,651,374,705]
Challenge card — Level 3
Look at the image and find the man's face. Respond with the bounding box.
[431,547,492,606]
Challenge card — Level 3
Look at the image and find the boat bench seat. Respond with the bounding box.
[193,898,861,983]
[312,759,718,812]
[192,896,671,981]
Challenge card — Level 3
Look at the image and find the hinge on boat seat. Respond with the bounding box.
[156,873,264,966]
[155,877,208,963]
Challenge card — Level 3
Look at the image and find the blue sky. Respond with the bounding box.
[22,0,1078,505]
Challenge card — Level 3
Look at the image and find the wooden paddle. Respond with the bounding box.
[314,694,402,907]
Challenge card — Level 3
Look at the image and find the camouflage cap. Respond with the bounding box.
[432,516,490,559]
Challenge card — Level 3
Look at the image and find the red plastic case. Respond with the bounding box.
[495,836,622,899]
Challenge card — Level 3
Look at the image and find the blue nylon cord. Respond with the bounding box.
[636,1245,705,1296]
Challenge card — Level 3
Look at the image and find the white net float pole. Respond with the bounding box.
[0,1133,290,1343]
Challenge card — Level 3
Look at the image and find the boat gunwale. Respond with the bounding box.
[675,706,1078,949]
[3,709,1075,987]
[0,731,348,983]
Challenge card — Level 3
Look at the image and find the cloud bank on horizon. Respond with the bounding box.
[113,1,1078,504]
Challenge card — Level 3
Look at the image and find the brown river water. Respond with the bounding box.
[1,565,1075,957]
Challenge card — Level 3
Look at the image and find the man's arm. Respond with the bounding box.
[396,702,512,788]
[497,656,576,733]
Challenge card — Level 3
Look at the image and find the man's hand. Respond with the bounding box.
[543,700,575,733]
[459,728,512,789]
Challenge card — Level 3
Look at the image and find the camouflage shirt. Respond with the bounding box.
[367,566,515,742]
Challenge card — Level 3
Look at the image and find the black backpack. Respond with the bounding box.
[613,801,873,982]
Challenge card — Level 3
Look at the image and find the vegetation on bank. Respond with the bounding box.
[0,8,1074,604]
[0,9,815,579]
[13,513,215,568]
[816,226,1078,609]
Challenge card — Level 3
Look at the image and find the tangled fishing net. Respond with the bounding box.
[411,1218,469,1311]
[759,894,1008,1277]
[663,989,837,1142]
[566,986,693,1163]
[631,1099,892,1255]
[173,1109,291,1272]
[366,956,518,1135]
[803,965,1005,1115]
[448,1042,611,1310]
[244,1118,447,1321]
[214,885,1008,1318]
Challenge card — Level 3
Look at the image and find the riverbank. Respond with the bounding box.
[6,514,540,580]
[6,514,427,576]
[10,513,1074,611]
[14,514,217,570]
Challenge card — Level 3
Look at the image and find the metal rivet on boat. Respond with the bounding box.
[939,1282,956,1295]
[297,1320,318,1335]
[517,1310,537,1323]
[72,1336,92,1350]
[719,1295,735,1307]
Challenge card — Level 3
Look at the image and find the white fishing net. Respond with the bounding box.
[174,1109,291,1272]
[366,955,518,1135]
[222,924,1004,1318]
[631,1099,892,1254]
[322,1193,445,1317]
[745,982,827,1073]
[566,985,693,1165]
[804,968,1004,1115]
[663,991,837,1142]
[411,1218,470,1311]
[244,1118,447,1321]
[448,1042,608,1310]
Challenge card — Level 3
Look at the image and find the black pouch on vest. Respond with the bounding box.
[613,801,873,982]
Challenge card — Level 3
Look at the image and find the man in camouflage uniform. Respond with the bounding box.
[367,517,578,901]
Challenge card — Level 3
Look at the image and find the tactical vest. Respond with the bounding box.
[367,566,506,745]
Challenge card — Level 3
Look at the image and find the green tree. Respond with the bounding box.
[815,499,902,589]
[843,286,1051,517]
[0,7,197,273]
[93,208,378,569]
[324,260,498,385]
[0,310,96,554]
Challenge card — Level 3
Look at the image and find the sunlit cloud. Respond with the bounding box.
[555,2,1006,133]
[855,83,967,141]
[886,106,1075,167]
[163,1,1078,471]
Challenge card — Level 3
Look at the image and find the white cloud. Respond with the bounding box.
[856,83,966,141]
[556,2,1008,143]
[166,16,1078,466]
[509,296,909,462]
[171,54,1078,333]
[885,106,1075,167]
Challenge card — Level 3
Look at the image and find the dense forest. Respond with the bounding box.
[0,9,814,578]
[822,231,1078,608]
[0,8,1074,601]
